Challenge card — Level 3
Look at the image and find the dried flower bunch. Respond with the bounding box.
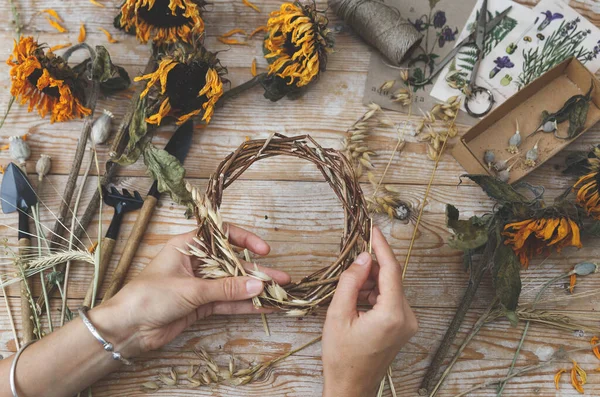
[135,42,227,126]
[261,1,334,100]
[183,134,370,315]
[115,0,206,45]
[7,37,90,123]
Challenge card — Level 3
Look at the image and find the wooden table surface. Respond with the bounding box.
[1,0,600,396]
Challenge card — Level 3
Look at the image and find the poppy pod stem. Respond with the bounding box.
[216,73,267,108]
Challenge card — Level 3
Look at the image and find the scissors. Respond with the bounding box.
[410,0,512,117]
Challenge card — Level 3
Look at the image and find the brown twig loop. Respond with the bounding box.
[184,134,371,315]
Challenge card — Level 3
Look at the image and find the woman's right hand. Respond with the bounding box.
[321,227,418,397]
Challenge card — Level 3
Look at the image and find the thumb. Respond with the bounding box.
[189,276,265,306]
[328,252,372,319]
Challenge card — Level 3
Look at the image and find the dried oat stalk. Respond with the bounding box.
[366,183,412,223]
[184,134,371,315]
[418,96,461,161]
[341,103,389,178]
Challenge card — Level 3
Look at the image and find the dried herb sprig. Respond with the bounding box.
[184,134,370,314]
[150,336,322,390]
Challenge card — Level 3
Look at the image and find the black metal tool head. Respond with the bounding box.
[103,186,144,214]
[1,162,38,214]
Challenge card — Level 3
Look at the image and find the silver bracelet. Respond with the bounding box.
[78,307,133,366]
[10,340,37,397]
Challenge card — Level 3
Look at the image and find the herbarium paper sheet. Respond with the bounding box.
[429,0,534,107]
[362,0,479,125]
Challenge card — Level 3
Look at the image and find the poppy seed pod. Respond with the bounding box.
[36,154,52,181]
[9,136,31,165]
[91,109,114,145]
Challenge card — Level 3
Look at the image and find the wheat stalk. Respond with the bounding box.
[26,251,95,270]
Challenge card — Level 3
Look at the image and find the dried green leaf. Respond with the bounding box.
[492,243,522,311]
[113,96,149,165]
[446,205,488,251]
[143,144,192,206]
[462,174,528,204]
[567,99,589,138]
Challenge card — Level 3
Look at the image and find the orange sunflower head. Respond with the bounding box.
[574,171,600,220]
[262,1,334,99]
[503,215,583,268]
[6,37,91,123]
[134,45,226,125]
[116,0,206,45]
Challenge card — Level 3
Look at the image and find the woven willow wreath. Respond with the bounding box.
[184,134,371,316]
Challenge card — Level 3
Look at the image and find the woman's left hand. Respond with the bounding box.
[96,224,290,356]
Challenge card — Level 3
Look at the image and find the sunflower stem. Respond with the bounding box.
[419,252,486,396]
[217,73,266,108]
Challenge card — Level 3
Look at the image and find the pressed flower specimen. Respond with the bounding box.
[7,36,90,123]
[135,43,226,125]
[489,56,514,79]
[518,17,599,88]
[538,10,563,31]
[263,2,334,92]
[115,0,206,45]
[503,215,582,269]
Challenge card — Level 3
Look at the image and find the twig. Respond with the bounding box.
[60,154,94,326]
[1,275,19,350]
[429,299,498,397]
[495,272,569,396]
[419,250,486,395]
[450,343,600,397]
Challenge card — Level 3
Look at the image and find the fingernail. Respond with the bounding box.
[246,279,264,295]
[355,252,371,266]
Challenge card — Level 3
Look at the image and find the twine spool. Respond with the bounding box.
[329,0,423,65]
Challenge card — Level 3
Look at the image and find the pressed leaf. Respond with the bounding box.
[492,243,522,311]
[446,205,489,251]
[429,0,441,10]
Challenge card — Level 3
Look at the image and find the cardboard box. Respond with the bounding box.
[452,57,600,183]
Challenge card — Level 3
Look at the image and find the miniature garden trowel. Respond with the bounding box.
[1,162,38,343]
[83,186,144,307]
[102,119,194,302]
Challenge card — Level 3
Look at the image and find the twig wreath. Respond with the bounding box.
[183,134,371,315]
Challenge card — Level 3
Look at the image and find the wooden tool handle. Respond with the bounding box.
[19,238,35,344]
[102,196,158,302]
[83,237,117,308]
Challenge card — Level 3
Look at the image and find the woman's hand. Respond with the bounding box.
[96,224,290,356]
[321,227,418,397]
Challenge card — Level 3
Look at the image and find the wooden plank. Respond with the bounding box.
[0,176,598,312]
[1,299,598,396]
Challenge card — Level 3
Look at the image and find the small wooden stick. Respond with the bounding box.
[1,275,20,350]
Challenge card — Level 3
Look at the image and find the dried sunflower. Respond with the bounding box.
[261,1,334,100]
[135,44,226,125]
[503,216,582,268]
[574,170,600,220]
[6,37,90,123]
[115,0,206,45]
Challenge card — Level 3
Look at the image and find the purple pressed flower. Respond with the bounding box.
[411,17,427,32]
[433,11,446,29]
[489,56,514,79]
[438,27,458,48]
[538,10,563,31]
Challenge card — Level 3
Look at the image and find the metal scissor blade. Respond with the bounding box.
[475,0,489,50]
